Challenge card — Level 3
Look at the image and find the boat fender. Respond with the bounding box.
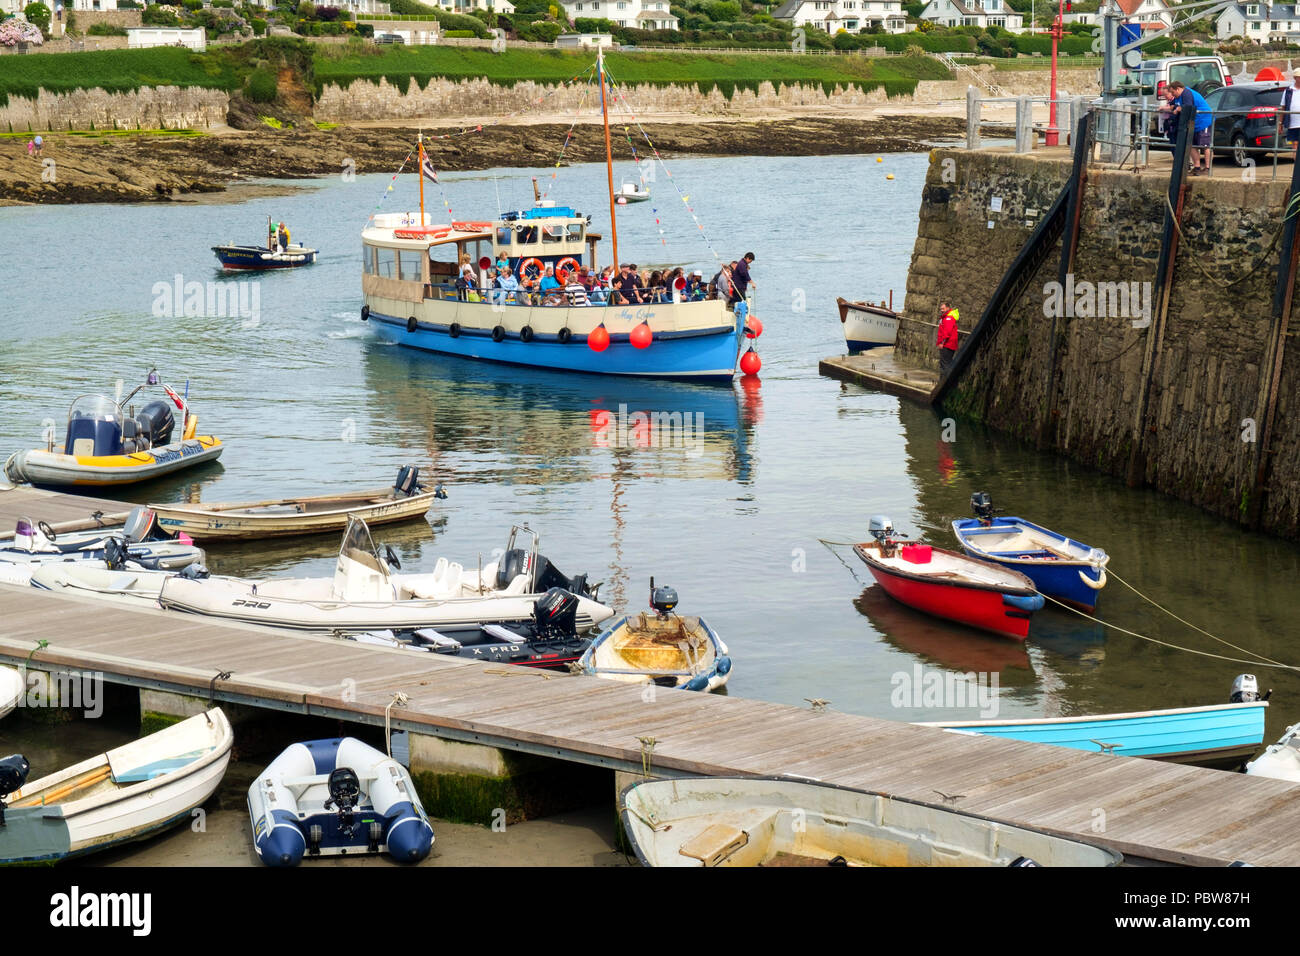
[1079,567,1107,590]
[407,316,418,333]
[361,305,370,321]
[1002,592,1045,613]
[448,322,461,338]
[682,673,711,692]
[520,325,534,343]
[492,326,506,343]
[557,327,572,344]
[716,655,732,675]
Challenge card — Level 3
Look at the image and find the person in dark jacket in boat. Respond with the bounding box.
[936,301,960,374]
[731,252,755,305]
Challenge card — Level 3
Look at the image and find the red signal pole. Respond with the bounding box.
[1047,0,1068,146]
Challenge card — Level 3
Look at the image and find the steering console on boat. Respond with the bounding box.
[970,492,996,525]
[649,577,679,618]
[324,767,362,837]
[0,754,31,827]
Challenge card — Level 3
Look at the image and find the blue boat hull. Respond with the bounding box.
[952,516,1107,612]
[213,245,317,270]
[926,702,1268,768]
[369,310,743,383]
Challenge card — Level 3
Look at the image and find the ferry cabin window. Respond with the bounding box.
[362,244,375,275]
[376,247,397,279]
[496,227,512,247]
[542,224,564,245]
[516,225,539,244]
[565,223,584,243]
[397,250,423,282]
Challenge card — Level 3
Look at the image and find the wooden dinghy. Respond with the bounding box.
[578,581,731,691]
[620,776,1123,868]
[149,465,446,541]
[0,709,233,863]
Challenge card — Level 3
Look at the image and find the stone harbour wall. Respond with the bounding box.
[0,86,229,132]
[899,147,1300,538]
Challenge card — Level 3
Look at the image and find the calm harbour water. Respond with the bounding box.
[3,150,1300,856]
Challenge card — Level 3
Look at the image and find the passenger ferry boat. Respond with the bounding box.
[359,52,752,383]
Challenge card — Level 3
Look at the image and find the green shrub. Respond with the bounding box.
[516,20,561,42]
[245,67,279,102]
[24,2,51,35]
[444,29,475,37]
[252,16,267,34]
[182,0,202,10]
[86,23,128,36]
[574,17,616,33]
[141,5,180,25]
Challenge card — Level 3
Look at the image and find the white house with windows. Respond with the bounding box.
[1113,0,1175,30]
[1217,2,1300,41]
[560,0,678,31]
[772,0,909,34]
[919,0,1025,32]
[419,0,516,15]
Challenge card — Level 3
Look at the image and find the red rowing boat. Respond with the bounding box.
[853,532,1044,641]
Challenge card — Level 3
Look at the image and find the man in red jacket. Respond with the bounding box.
[936,301,960,374]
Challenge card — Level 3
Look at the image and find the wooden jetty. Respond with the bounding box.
[3,579,1299,865]
[0,486,132,541]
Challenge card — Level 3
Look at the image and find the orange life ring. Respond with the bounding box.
[518,257,544,285]
[451,221,493,232]
[394,226,452,240]
[556,256,580,282]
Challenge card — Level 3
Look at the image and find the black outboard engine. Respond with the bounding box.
[650,578,679,618]
[0,754,31,828]
[394,465,423,497]
[1230,674,1271,703]
[324,766,362,838]
[179,562,210,580]
[533,587,579,638]
[137,400,175,447]
[971,492,996,525]
[102,535,128,571]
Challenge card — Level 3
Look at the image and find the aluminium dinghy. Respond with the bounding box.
[578,580,731,691]
[0,709,232,863]
[248,737,433,866]
[620,776,1123,868]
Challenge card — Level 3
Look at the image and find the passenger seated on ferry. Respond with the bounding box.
[538,265,561,295]
[495,253,509,275]
[565,274,589,306]
[456,253,474,302]
[647,270,665,304]
[688,271,705,300]
[496,266,520,305]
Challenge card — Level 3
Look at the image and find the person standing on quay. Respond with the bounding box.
[937,301,960,374]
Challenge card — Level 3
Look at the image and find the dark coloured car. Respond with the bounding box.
[1204,82,1289,167]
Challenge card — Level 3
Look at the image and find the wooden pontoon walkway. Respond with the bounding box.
[0,486,132,541]
[2,581,1298,865]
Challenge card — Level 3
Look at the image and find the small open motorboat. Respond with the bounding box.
[922,675,1270,769]
[347,586,592,670]
[0,510,204,575]
[620,776,1123,867]
[614,181,650,204]
[4,369,223,488]
[0,667,22,720]
[1246,721,1300,783]
[249,737,434,866]
[150,466,447,541]
[0,709,232,863]
[213,220,317,270]
[952,492,1109,612]
[836,296,900,353]
[578,580,732,691]
[157,517,613,632]
[854,515,1044,641]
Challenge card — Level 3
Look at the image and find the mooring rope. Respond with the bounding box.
[385,691,409,759]
[817,537,870,586]
[1161,190,1294,290]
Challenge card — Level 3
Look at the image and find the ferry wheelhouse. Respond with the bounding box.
[359,50,752,384]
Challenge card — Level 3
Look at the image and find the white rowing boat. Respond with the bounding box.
[0,666,22,720]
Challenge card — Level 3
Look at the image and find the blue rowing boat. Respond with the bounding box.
[951,492,1108,612]
[920,677,1270,769]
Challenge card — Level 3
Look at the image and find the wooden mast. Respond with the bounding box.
[598,49,619,270]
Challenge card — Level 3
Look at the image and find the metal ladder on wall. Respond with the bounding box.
[933,52,1009,97]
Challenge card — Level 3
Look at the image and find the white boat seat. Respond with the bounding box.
[431,557,449,585]
[281,771,380,789]
[482,624,525,644]
[413,628,462,649]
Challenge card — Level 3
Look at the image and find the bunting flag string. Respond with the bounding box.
[368,147,416,220]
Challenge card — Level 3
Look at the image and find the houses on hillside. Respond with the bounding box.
[771,0,910,35]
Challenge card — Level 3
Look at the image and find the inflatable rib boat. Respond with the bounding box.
[4,370,223,488]
[0,510,204,573]
[248,737,434,867]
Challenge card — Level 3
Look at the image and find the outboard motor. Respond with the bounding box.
[0,754,31,828]
[102,535,128,571]
[136,400,175,447]
[121,507,158,544]
[532,587,579,638]
[324,767,362,839]
[496,548,535,591]
[1231,674,1271,703]
[393,465,423,498]
[971,491,996,524]
[868,515,900,557]
[179,562,210,580]
[650,578,679,618]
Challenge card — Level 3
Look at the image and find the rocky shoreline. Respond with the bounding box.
[0,115,984,205]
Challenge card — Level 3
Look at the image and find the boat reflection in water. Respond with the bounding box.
[360,344,756,486]
[853,586,1032,677]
